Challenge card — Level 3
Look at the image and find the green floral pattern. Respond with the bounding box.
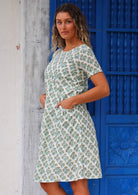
[33,44,103,182]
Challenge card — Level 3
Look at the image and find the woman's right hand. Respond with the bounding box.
[40,94,46,108]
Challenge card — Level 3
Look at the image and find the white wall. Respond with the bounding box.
[0,0,22,194]
[0,0,50,194]
[22,0,49,194]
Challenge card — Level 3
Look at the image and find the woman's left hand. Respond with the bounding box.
[56,97,76,109]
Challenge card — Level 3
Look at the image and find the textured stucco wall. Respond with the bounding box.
[0,0,21,194]
[22,0,49,194]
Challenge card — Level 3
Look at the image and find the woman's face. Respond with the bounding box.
[56,12,77,41]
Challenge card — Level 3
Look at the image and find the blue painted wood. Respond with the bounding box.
[106,176,138,195]
[109,0,138,29]
[107,71,138,75]
[108,126,138,165]
[101,0,138,194]
[50,0,138,194]
[105,168,138,175]
[106,115,138,124]
[49,0,56,61]
[107,29,138,32]
[88,0,96,28]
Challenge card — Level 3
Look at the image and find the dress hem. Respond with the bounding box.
[33,175,103,183]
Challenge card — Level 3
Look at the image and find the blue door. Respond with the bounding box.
[50,0,138,194]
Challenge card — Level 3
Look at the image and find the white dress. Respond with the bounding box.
[34,44,103,182]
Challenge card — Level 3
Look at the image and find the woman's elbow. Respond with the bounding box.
[104,85,110,97]
[100,83,110,98]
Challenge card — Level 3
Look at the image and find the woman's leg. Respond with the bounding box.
[40,182,67,195]
[70,179,90,195]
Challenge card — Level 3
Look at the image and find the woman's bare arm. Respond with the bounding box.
[56,72,110,109]
[40,94,46,108]
[72,72,110,105]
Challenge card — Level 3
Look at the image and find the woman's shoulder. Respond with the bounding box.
[78,44,92,53]
[78,44,94,56]
[52,48,62,58]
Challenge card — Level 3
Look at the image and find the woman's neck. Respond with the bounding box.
[64,38,83,51]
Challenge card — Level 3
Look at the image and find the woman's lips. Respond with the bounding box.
[61,31,68,34]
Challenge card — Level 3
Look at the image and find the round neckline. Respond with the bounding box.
[62,44,86,52]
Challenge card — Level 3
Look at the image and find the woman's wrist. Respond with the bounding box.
[70,92,89,106]
[70,95,78,107]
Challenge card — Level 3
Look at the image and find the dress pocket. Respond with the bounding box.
[58,105,76,116]
[59,105,75,111]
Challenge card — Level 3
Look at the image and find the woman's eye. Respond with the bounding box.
[56,20,72,25]
[66,21,71,23]
[56,21,62,25]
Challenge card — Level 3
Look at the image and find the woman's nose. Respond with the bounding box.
[61,22,66,29]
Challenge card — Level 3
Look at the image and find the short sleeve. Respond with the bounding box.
[52,49,61,58]
[79,47,103,79]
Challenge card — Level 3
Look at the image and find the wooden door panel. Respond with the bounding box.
[50,0,138,194]
[101,0,138,194]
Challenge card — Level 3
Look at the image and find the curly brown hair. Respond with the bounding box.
[52,3,92,51]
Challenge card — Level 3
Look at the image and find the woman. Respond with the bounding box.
[34,3,110,195]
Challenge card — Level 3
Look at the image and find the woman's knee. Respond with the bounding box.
[70,181,76,191]
[70,179,88,192]
[40,182,59,193]
[40,182,49,192]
